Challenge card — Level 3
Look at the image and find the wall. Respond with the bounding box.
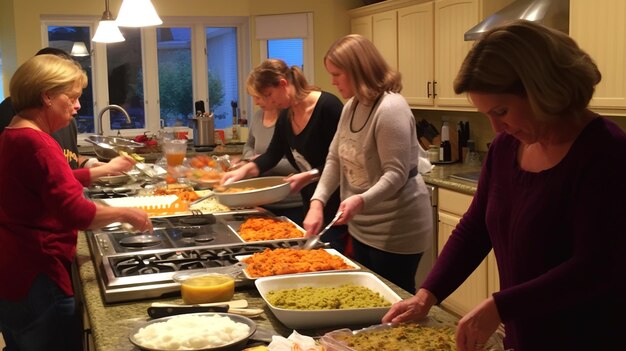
[0,0,362,94]
[414,110,626,153]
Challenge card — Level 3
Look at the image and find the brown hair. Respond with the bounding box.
[10,54,87,113]
[247,59,319,102]
[324,34,401,105]
[454,20,601,120]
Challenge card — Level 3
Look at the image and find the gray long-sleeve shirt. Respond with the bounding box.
[312,92,432,254]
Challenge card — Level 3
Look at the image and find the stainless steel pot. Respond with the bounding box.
[190,113,215,147]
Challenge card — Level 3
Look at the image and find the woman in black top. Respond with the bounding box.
[222,59,347,252]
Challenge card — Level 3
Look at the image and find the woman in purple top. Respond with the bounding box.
[383,20,626,351]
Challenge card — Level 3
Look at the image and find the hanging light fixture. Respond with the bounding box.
[70,42,90,57]
[92,0,125,43]
[116,0,163,27]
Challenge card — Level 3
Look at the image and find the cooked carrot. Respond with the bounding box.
[242,248,352,277]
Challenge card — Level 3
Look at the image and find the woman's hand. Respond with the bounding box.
[456,297,501,351]
[336,195,364,225]
[125,207,154,233]
[221,162,259,185]
[303,200,325,237]
[284,170,318,193]
[89,155,135,181]
[382,288,437,324]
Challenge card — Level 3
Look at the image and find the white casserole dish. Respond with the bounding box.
[254,271,402,329]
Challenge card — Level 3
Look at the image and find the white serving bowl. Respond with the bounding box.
[214,176,290,208]
[254,272,402,329]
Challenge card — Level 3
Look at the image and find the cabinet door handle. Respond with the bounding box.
[433,81,438,98]
[427,82,432,98]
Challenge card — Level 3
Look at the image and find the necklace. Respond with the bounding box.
[350,95,382,133]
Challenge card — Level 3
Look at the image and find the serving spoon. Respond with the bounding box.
[301,211,343,250]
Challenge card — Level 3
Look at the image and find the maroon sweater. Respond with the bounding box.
[423,117,626,350]
[0,128,96,300]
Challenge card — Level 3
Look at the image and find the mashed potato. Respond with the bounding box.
[133,314,250,350]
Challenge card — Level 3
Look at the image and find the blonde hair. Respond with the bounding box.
[454,20,601,120]
[324,34,401,105]
[247,59,319,102]
[10,54,87,113]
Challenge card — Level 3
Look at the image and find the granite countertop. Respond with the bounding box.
[76,235,465,351]
[422,162,482,195]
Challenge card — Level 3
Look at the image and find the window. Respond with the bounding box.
[157,27,193,127]
[46,25,96,134]
[206,27,239,129]
[42,16,250,140]
[256,13,314,83]
[106,27,146,131]
[267,39,304,69]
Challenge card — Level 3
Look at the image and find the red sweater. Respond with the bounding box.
[0,128,96,300]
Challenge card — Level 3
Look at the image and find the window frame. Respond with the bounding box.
[41,15,251,143]
[257,13,314,83]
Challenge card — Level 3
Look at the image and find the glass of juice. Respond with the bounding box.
[163,139,187,167]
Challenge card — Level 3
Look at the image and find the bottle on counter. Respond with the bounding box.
[439,121,451,162]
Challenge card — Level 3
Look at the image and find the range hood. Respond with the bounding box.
[464,0,570,41]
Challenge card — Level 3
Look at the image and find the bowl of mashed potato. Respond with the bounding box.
[129,312,256,351]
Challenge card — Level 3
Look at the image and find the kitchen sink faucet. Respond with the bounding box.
[97,104,132,135]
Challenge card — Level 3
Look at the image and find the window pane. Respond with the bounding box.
[106,28,145,131]
[206,27,238,129]
[157,27,193,127]
[268,39,304,69]
[47,26,95,133]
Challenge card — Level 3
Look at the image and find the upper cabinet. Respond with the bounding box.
[350,15,373,41]
[349,0,512,110]
[570,0,626,114]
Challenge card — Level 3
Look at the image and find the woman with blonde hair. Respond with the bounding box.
[222,59,347,252]
[0,55,152,350]
[384,20,625,351]
[306,34,432,294]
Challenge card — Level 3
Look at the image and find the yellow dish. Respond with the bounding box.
[176,274,235,305]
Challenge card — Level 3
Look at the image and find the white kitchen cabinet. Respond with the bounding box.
[373,10,398,70]
[570,0,626,112]
[398,2,434,105]
[437,187,499,316]
[350,15,373,41]
[349,0,511,110]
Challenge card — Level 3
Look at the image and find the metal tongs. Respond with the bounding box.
[301,211,343,250]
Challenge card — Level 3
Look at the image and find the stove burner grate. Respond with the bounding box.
[178,214,216,226]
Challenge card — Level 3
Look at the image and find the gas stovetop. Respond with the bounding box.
[86,210,306,303]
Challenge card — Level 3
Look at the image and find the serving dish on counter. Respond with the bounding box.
[236,248,360,280]
[214,176,291,208]
[254,272,401,329]
[223,212,306,243]
[129,312,256,351]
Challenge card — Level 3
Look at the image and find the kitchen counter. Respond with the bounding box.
[76,235,470,351]
[422,162,482,195]
[78,143,245,163]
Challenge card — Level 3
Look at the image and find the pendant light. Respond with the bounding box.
[116,0,163,27]
[70,42,90,57]
[92,0,125,43]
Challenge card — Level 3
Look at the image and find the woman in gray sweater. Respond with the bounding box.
[306,34,432,293]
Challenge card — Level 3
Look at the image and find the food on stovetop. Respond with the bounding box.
[238,217,303,241]
[267,284,391,310]
[242,248,353,277]
[132,314,250,350]
[327,323,456,351]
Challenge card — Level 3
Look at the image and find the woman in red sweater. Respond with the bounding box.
[0,55,153,351]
